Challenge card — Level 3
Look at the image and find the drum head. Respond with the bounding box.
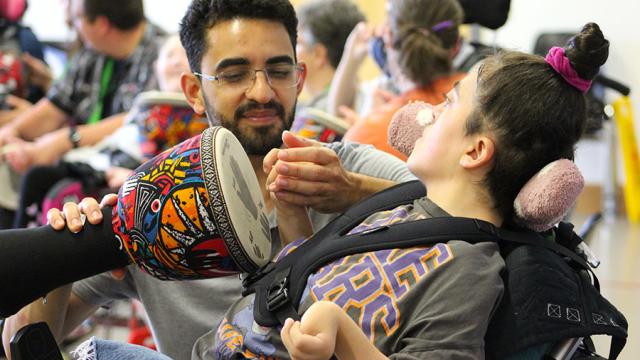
[203,127,272,273]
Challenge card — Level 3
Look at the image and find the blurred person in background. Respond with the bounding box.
[339,0,466,160]
[290,0,364,142]
[0,0,164,228]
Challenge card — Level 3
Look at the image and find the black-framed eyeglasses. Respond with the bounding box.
[194,64,303,90]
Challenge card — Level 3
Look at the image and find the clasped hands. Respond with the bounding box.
[264,131,358,214]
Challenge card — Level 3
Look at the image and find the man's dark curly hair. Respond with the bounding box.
[179,0,298,72]
[83,0,144,31]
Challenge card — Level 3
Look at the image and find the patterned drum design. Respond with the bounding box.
[112,127,271,280]
[129,91,210,159]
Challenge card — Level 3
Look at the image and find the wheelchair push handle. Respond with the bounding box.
[594,74,630,96]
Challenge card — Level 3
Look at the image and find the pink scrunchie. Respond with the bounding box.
[545,46,592,93]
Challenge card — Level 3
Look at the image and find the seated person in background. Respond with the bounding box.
[11,34,207,229]
[0,0,49,125]
[327,0,505,126]
[326,20,398,123]
[290,0,364,142]
[2,1,415,358]
[0,0,164,227]
[340,0,466,161]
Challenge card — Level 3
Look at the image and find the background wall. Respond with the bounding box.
[488,0,640,190]
[22,0,640,189]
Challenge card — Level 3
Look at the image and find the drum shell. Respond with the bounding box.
[130,91,210,159]
[112,127,271,280]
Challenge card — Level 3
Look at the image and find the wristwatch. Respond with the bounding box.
[68,126,81,148]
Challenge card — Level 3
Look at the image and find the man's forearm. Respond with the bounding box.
[35,112,127,163]
[76,112,127,147]
[13,99,67,140]
[347,173,397,209]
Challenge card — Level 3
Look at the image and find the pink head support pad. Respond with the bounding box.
[387,101,433,156]
[513,159,584,232]
[388,101,585,231]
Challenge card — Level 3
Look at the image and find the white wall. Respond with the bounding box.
[22,0,192,40]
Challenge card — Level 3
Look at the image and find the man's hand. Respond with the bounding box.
[106,166,134,189]
[264,131,360,214]
[265,154,313,245]
[342,22,375,67]
[3,135,59,173]
[23,53,54,91]
[0,95,32,126]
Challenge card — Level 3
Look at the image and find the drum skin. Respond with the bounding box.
[113,127,271,280]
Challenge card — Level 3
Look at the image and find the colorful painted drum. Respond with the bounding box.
[292,107,350,142]
[0,51,26,104]
[129,91,211,159]
[112,126,272,280]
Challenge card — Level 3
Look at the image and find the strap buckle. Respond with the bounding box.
[266,273,290,312]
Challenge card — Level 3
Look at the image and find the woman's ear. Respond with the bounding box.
[181,73,206,115]
[460,136,495,169]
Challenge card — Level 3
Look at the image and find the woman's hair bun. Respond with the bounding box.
[564,22,609,81]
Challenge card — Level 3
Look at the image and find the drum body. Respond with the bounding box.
[130,91,210,159]
[291,107,350,142]
[113,127,271,280]
[0,50,25,106]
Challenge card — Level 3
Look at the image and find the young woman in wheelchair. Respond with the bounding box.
[255,22,609,360]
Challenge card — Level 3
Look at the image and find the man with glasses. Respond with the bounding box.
[2,1,414,359]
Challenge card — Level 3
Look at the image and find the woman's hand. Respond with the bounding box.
[281,301,340,360]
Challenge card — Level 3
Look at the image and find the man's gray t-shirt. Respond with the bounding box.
[72,141,415,360]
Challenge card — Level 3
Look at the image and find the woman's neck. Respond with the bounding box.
[425,178,503,227]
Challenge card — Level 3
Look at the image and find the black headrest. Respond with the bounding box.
[532,32,574,56]
[458,0,511,30]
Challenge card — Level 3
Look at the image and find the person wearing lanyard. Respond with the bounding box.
[0,0,163,174]
[0,0,163,227]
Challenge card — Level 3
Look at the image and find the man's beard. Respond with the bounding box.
[203,97,295,156]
